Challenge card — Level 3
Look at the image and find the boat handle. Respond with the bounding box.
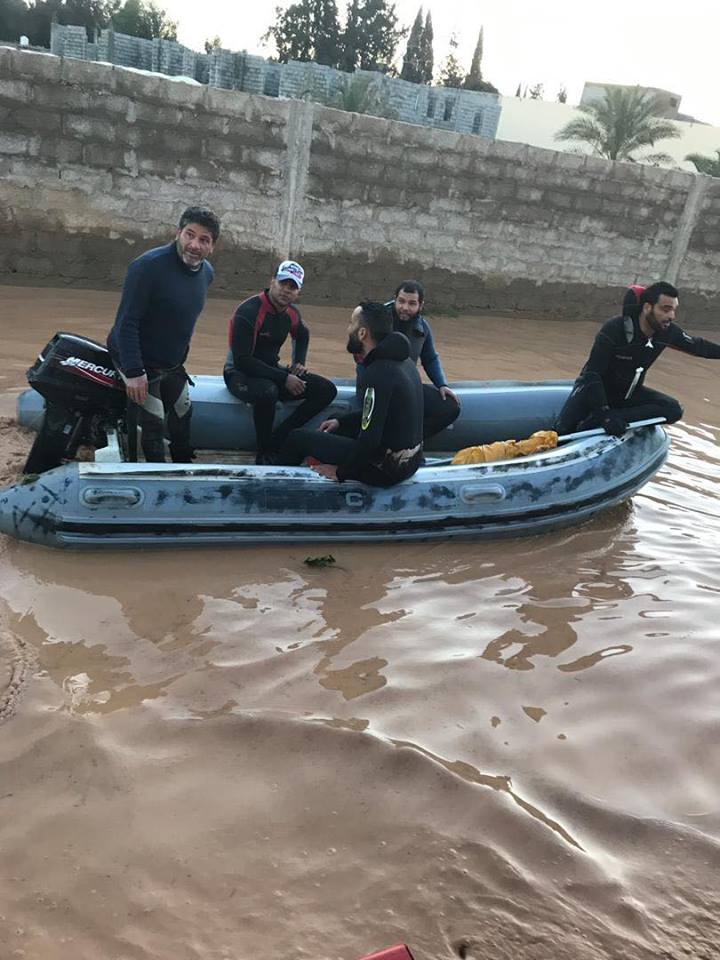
[81,486,144,507]
[459,483,506,503]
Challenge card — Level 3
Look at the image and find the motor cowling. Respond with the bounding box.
[27,331,126,417]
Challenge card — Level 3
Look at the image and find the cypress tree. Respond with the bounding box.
[400,7,423,83]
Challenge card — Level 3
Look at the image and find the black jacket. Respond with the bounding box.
[579,314,720,404]
[337,332,423,482]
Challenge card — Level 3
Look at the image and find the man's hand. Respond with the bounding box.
[285,373,306,397]
[319,418,340,433]
[289,362,306,376]
[125,373,148,405]
[439,386,459,403]
[310,462,339,482]
[602,411,629,437]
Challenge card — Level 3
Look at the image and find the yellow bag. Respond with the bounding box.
[451,430,558,466]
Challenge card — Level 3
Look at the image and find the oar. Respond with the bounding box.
[426,417,667,467]
[557,416,666,443]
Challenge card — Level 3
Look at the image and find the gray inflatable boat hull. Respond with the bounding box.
[1,413,669,549]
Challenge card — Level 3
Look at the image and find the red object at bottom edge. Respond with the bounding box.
[357,945,415,960]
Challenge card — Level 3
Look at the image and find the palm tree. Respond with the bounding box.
[685,149,720,177]
[554,87,680,163]
[328,76,398,119]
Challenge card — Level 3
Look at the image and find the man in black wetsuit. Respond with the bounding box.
[556,281,720,437]
[355,280,460,441]
[279,301,424,486]
[224,260,337,463]
[108,205,220,462]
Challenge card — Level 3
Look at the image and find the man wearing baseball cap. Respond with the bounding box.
[224,260,337,462]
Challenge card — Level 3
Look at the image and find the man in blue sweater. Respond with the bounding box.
[107,206,220,462]
[356,280,460,441]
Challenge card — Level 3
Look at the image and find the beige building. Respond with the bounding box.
[581,82,684,119]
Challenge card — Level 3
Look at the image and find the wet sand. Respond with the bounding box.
[1,286,719,959]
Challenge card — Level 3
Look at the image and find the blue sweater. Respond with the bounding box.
[108,242,214,377]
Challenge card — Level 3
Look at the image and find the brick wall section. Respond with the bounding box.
[1,47,718,324]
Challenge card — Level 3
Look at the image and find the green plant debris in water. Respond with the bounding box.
[303,554,336,568]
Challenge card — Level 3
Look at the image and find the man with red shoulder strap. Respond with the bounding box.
[223,260,337,463]
[555,280,720,436]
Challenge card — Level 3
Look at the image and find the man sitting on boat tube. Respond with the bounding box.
[224,261,337,464]
[376,280,460,441]
[555,281,720,437]
[278,301,424,486]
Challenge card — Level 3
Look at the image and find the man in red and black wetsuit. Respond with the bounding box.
[223,261,337,463]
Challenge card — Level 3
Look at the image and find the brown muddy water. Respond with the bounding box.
[1,286,719,960]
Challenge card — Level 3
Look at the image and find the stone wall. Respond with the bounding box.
[1,46,718,324]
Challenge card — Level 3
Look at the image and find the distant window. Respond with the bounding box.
[443,99,453,121]
[472,110,484,134]
[263,72,279,97]
[669,97,678,107]
[426,92,436,118]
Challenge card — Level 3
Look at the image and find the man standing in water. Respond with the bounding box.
[356,280,460,441]
[555,281,720,436]
[223,261,336,463]
[279,301,424,486]
[107,205,220,462]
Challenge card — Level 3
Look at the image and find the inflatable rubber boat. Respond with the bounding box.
[2,377,668,550]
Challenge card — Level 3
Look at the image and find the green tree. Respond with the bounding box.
[265,0,340,67]
[417,9,432,83]
[340,0,404,73]
[438,32,463,88]
[0,0,29,41]
[685,149,720,176]
[555,87,681,163]
[112,0,177,40]
[514,82,521,97]
[557,85,567,104]
[464,26,482,86]
[528,82,543,100]
[463,26,497,93]
[265,0,340,66]
[204,35,222,54]
[399,6,422,83]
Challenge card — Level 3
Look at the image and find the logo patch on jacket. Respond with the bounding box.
[361,387,375,430]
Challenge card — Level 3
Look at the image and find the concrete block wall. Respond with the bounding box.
[1,46,718,322]
[48,23,502,139]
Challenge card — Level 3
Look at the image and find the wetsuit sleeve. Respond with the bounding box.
[291,315,309,367]
[665,324,720,359]
[419,321,448,387]
[113,259,154,377]
[577,327,621,408]
[230,301,288,384]
[337,410,362,434]
[336,369,392,482]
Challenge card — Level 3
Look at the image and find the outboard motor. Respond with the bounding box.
[23,332,127,474]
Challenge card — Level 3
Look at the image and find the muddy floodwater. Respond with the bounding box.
[1,285,719,960]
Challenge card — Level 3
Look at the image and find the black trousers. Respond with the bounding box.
[279,428,423,487]
[224,368,337,452]
[133,366,192,463]
[422,384,460,441]
[555,377,683,435]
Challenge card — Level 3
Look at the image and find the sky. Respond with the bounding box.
[163,0,720,128]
